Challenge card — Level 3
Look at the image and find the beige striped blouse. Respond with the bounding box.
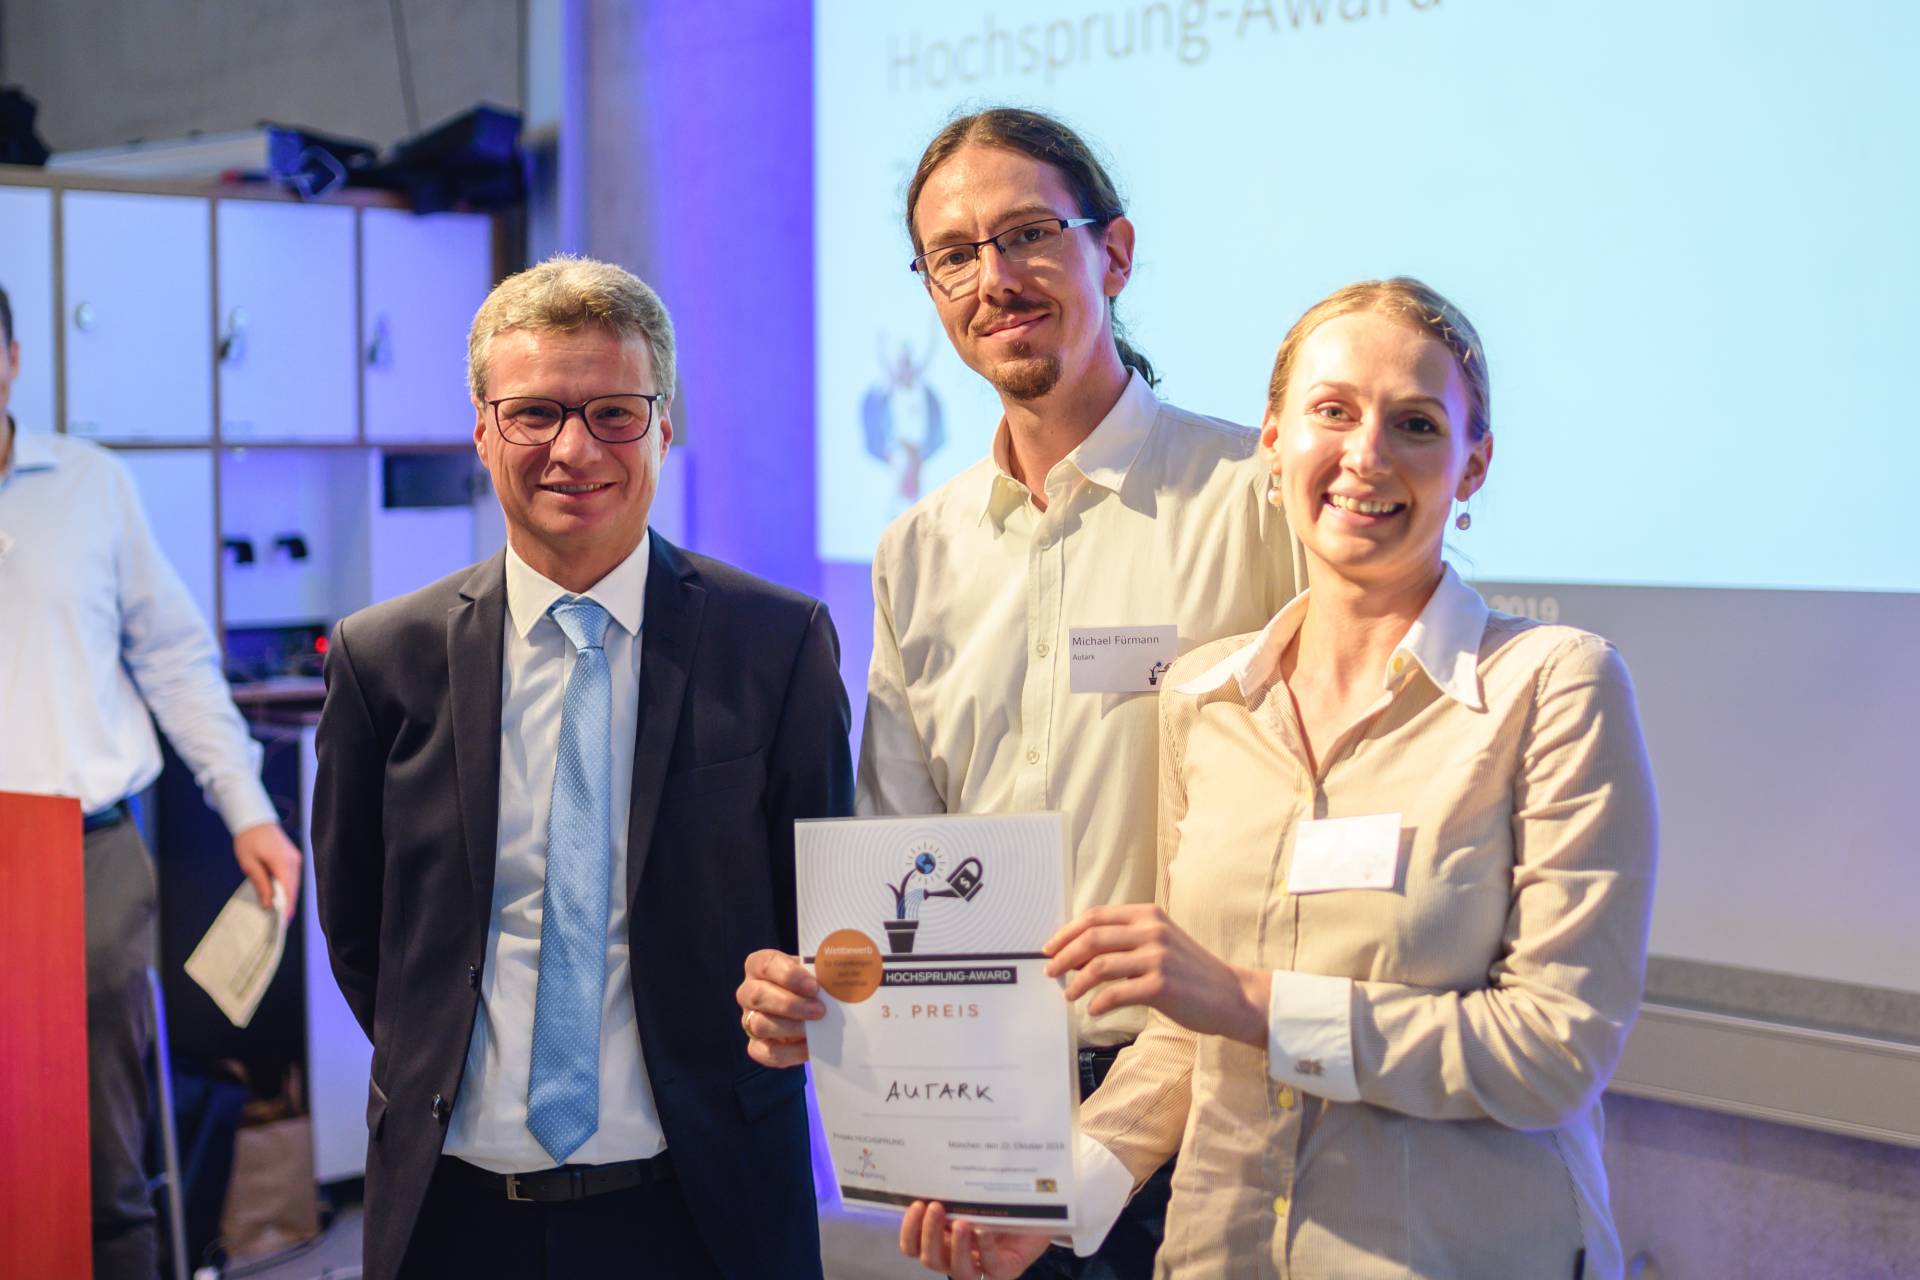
[1077,567,1658,1279]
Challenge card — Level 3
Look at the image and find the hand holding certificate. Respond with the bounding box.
[183,879,290,1028]
[796,813,1079,1229]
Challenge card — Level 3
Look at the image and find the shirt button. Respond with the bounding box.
[1035,642,1049,657]
[1272,1193,1289,1217]
[467,964,479,989]
[1025,748,1040,765]
[430,1093,449,1121]
[1275,1084,1296,1110]
[1390,656,1406,676]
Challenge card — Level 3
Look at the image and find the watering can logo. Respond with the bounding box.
[882,845,987,954]
[946,856,985,901]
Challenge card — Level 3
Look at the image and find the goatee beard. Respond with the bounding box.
[991,346,1062,401]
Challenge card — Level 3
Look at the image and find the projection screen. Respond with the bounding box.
[815,0,1920,996]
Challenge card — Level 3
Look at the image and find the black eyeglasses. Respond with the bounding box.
[909,216,1102,293]
[486,394,663,445]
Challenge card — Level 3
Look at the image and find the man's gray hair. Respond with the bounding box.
[467,254,676,402]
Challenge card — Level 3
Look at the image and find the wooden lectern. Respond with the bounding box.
[0,791,92,1278]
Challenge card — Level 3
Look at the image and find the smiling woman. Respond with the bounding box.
[1260,278,1491,631]
[904,279,1659,1280]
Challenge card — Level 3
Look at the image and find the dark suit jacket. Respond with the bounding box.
[313,534,850,1280]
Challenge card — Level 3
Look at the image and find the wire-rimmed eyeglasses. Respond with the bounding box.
[909,216,1102,293]
[486,394,663,446]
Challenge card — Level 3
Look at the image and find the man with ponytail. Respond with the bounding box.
[738,109,1301,1277]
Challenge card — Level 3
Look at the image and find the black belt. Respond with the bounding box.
[442,1152,673,1203]
[83,801,129,833]
[1079,1041,1133,1098]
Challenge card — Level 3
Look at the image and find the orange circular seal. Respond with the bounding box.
[814,929,883,1004]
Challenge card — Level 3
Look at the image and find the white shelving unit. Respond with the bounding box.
[2,165,507,1188]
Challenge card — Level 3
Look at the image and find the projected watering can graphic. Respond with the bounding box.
[882,846,986,954]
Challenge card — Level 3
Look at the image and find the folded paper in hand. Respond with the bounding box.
[184,881,289,1028]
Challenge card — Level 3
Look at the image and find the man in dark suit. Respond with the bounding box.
[314,255,850,1279]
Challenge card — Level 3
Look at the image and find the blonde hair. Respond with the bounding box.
[467,254,677,402]
[1266,277,1490,441]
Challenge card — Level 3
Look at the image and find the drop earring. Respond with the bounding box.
[1267,477,1284,508]
[1454,510,1472,531]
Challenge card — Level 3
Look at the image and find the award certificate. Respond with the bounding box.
[797,813,1077,1227]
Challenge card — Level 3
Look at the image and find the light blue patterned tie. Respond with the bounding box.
[526,595,614,1164]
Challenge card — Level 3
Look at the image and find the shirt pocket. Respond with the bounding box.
[1388,782,1515,989]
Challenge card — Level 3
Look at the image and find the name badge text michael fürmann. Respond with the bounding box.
[1068,625,1178,693]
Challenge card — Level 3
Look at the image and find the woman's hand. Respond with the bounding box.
[899,1201,1051,1279]
[1044,904,1272,1047]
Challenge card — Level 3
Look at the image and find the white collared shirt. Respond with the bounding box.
[859,371,1305,1045]
[445,534,668,1172]
[0,425,275,832]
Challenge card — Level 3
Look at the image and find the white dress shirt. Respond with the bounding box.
[0,426,275,833]
[859,371,1306,1045]
[445,536,668,1172]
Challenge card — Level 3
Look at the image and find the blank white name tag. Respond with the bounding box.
[1068,625,1179,693]
[1287,813,1404,894]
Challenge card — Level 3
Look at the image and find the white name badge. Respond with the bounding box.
[1287,813,1404,894]
[1068,625,1179,693]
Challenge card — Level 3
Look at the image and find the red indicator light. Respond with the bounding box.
[314,635,330,655]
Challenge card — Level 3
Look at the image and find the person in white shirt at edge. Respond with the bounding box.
[899,280,1658,1278]
[0,282,303,1280]
[735,107,1304,1278]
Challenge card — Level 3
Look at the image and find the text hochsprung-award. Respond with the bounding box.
[797,813,1078,1227]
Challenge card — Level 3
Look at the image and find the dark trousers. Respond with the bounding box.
[399,1156,727,1278]
[85,817,161,1280]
